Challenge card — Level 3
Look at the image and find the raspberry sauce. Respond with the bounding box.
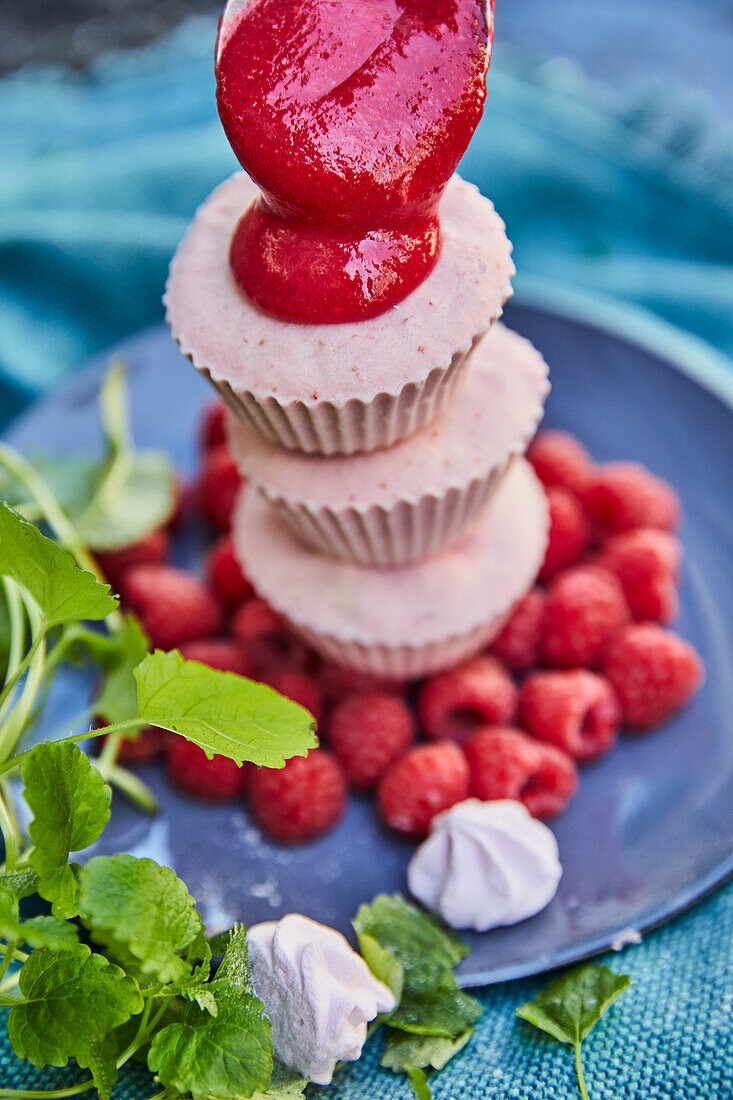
[216,0,492,323]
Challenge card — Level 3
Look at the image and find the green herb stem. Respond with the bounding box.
[574,1042,590,1100]
[0,630,44,720]
[0,719,143,779]
[97,762,158,814]
[0,1086,97,1100]
[0,790,19,871]
[1,580,25,692]
[0,632,47,766]
[0,444,122,631]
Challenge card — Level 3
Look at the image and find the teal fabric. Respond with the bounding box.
[0,16,732,1097]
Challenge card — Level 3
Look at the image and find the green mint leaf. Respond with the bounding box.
[382,1028,473,1072]
[78,854,203,984]
[214,924,252,995]
[86,1035,120,1100]
[148,995,273,1100]
[353,895,467,992]
[358,931,404,1003]
[135,650,318,767]
[392,987,482,1038]
[516,964,631,1047]
[94,615,150,724]
[249,1063,308,1100]
[207,928,234,956]
[0,868,40,902]
[406,1067,432,1100]
[0,890,78,950]
[0,502,117,626]
[77,452,177,551]
[25,742,112,918]
[7,944,143,1071]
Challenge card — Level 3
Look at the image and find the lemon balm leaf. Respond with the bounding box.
[135,649,318,767]
[0,503,117,627]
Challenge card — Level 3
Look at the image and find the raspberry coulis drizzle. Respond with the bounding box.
[216,0,492,323]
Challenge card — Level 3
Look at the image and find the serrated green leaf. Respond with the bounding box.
[0,868,39,902]
[207,928,234,957]
[86,1035,119,1100]
[0,890,78,950]
[135,650,318,767]
[249,1063,308,1100]
[94,615,150,725]
[7,944,143,1069]
[24,742,112,918]
[353,895,467,990]
[148,995,273,1100]
[357,932,404,1003]
[0,503,117,626]
[79,854,203,984]
[215,924,252,994]
[516,964,631,1046]
[381,1028,473,1072]
[76,452,176,551]
[392,988,482,1038]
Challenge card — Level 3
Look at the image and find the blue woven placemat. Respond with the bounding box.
[0,16,732,1097]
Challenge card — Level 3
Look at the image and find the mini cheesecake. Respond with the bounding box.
[232,458,549,680]
[166,172,514,455]
[228,323,549,566]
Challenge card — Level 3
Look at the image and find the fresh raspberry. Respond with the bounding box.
[584,462,680,534]
[377,742,471,839]
[596,528,681,623]
[206,535,253,608]
[520,669,620,762]
[232,598,311,675]
[490,589,547,673]
[539,487,589,581]
[96,529,170,589]
[329,691,415,790]
[121,564,222,651]
[528,430,594,496]
[318,663,395,703]
[268,670,324,725]
[541,565,630,668]
[199,401,228,452]
[249,750,346,843]
[166,477,193,532]
[198,444,243,531]
[464,726,577,819]
[167,735,247,801]
[602,623,703,730]
[418,656,518,743]
[179,638,252,677]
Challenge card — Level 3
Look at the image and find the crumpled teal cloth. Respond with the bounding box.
[0,16,732,1099]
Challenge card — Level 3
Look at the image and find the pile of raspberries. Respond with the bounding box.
[96,404,703,845]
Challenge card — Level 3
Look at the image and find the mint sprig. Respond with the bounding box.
[516,963,631,1100]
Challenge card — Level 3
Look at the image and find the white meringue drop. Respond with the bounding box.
[247,913,396,1085]
[407,799,562,932]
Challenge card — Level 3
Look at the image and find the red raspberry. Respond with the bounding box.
[539,487,589,581]
[584,462,679,534]
[179,637,252,677]
[490,589,547,673]
[541,565,630,668]
[198,444,243,531]
[249,750,346,843]
[464,726,577,819]
[377,742,471,839]
[520,669,620,762]
[528,430,594,496]
[418,656,518,743]
[318,663,395,703]
[121,564,222,651]
[268,670,323,725]
[596,528,681,623]
[206,535,253,608]
[602,623,703,730]
[199,401,228,452]
[167,735,247,801]
[96,529,170,589]
[329,691,415,790]
[232,598,311,675]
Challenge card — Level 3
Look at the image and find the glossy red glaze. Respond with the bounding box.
[216,0,492,323]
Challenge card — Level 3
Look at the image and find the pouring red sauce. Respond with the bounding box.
[216,0,492,323]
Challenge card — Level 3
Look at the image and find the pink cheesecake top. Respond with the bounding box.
[233,457,548,646]
[165,171,514,407]
[227,322,549,509]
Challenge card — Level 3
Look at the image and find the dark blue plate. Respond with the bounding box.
[4,290,733,987]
